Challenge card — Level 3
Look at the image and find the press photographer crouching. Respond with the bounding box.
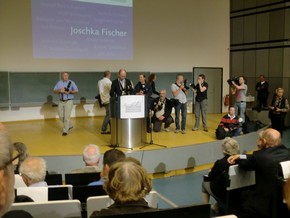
[151,90,174,132]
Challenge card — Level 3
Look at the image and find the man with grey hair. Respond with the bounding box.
[53,72,79,136]
[151,89,174,132]
[0,125,15,216]
[19,157,47,187]
[228,128,290,218]
[71,144,101,173]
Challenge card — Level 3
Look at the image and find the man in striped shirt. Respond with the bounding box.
[218,106,241,137]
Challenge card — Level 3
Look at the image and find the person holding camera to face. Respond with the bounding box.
[171,74,187,134]
[134,74,153,132]
[151,90,174,132]
[192,74,209,132]
[268,87,289,136]
[231,76,247,123]
[53,72,79,136]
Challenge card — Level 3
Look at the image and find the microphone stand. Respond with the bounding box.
[139,108,167,149]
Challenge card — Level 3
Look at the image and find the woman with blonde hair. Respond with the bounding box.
[201,137,240,213]
[269,87,289,136]
[90,161,156,216]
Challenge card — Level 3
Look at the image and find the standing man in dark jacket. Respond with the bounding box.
[110,69,133,97]
[228,128,290,218]
[151,90,174,132]
[255,75,269,109]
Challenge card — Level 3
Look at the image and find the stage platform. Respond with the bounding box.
[3,114,261,174]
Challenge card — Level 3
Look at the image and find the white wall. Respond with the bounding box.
[0,0,230,121]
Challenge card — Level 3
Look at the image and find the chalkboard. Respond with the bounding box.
[6,71,193,107]
[10,72,59,106]
[68,72,103,103]
[0,72,9,107]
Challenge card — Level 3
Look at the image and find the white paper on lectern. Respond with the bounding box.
[120,95,145,119]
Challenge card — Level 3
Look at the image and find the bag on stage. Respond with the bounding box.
[215,126,230,140]
[95,94,103,108]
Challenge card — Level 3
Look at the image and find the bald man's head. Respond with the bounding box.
[260,128,281,148]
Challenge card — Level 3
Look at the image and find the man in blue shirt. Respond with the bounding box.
[88,149,125,186]
[53,72,78,136]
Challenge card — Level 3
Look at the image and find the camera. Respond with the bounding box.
[141,84,148,94]
[64,81,72,92]
[184,79,195,90]
[227,76,240,85]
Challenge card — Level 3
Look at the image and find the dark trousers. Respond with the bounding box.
[153,116,174,132]
[257,97,268,108]
[271,114,285,136]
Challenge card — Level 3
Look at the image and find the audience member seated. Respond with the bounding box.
[0,125,16,216]
[285,178,290,209]
[0,124,33,218]
[13,142,29,174]
[216,106,241,139]
[89,149,126,186]
[71,144,101,173]
[202,137,240,213]
[19,157,48,187]
[90,161,156,217]
[151,89,174,132]
[228,128,290,218]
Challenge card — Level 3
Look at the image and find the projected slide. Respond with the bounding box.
[32,0,132,60]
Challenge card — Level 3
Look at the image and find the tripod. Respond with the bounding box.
[139,109,167,149]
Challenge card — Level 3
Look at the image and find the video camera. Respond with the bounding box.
[184,79,195,90]
[227,76,240,85]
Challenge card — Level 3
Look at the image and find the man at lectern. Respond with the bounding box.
[110,69,134,97]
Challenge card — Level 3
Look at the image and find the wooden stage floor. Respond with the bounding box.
[3,114,223,156]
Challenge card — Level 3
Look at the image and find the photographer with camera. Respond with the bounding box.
[151,90,174,132]
[53,72,79,136]
[171,74,187,134]
[230,76,247,123]
[269,87,289,136]
[134,74,152,97]
[192,74,209,132]
[134,74,153,132]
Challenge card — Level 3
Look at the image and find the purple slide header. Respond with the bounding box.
[32,0,133,60]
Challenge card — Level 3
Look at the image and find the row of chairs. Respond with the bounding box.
[45,172,101,186]
[16,185,106,203]
[10,198,238,218]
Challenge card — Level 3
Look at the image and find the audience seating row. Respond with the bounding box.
[15,172,101,187]
[45,172,101,186]
[10,200,211,218]
[16,185,107,203]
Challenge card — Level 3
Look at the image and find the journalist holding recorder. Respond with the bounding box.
[53,72,79,136]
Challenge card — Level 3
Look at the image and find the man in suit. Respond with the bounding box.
[228,128,290,218]
[110,69,133,97]
[255,74,269,110]
[151,90,174,132]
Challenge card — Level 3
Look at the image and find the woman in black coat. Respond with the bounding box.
[201,137,240,212]
[268,88,289,136]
